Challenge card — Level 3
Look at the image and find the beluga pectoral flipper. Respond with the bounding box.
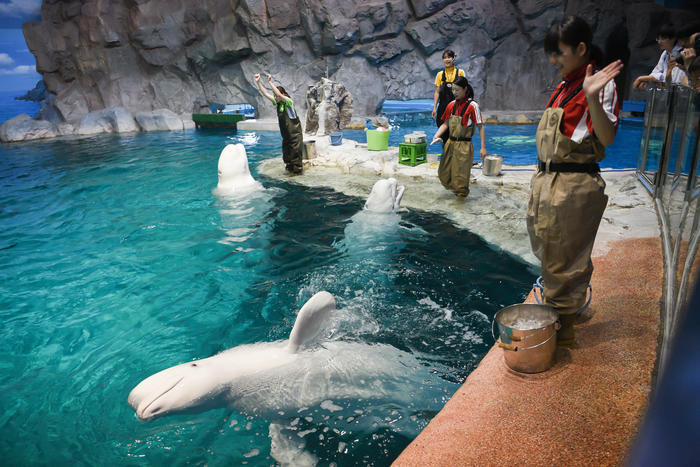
[287,291,336,353]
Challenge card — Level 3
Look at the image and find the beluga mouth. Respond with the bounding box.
[131,376,184,420]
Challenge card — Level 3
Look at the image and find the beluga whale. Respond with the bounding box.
[212,143,262,195]
[334,177,409,260]
[127,291,440,421]
[364,177,405,213]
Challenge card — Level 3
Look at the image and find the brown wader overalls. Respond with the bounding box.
[277,99,303,174]
[438,100,475,197]
[526,83,607,341]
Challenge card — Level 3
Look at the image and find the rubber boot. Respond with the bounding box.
[557,313,576,346]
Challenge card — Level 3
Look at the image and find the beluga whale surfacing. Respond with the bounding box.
[364,177,405,213]
[127,291,441,421]
[334,177,409,259]
[213,143,262,195]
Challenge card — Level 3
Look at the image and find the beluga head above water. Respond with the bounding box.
[214,143,262,195]
[364,178,405,213]
[128,291,336,421]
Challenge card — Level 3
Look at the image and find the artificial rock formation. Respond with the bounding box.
[305,78,353,136]
[15,80,46,102]
[19,0,700,129]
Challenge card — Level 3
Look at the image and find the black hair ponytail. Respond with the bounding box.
[276,85,290,98]
[589,44,604,66]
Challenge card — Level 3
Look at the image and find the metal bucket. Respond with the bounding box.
[482,154,504,176]
[492,304,560,373]
[303,140,316,160]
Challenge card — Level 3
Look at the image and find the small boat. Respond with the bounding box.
[193,104,254,129]
[192,113,245,129]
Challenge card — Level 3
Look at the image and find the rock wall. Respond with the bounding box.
[22,0,700,124]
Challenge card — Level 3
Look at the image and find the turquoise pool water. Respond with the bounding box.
[347,112,643,169]
[0,129,535,465]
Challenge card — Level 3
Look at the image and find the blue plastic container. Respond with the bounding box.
[330,131,343,146]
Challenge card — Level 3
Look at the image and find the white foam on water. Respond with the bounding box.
[321,400,343,412]
[242,449,260,458]
[269,423,318,467]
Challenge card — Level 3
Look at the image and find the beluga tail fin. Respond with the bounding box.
[287,291,336,353]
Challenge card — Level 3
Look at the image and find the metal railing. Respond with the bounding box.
[636,84,700,375]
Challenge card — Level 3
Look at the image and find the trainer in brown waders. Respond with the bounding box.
[527,16,623,345]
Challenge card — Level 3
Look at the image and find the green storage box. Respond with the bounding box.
[365,129,390,151]
[399,142,427,166]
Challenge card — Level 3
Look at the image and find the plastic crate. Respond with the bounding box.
[399,142,427,166]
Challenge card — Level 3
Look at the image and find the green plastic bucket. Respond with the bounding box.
[366,129,390,151]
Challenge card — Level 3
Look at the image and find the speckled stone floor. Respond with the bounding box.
[394,237,662,466]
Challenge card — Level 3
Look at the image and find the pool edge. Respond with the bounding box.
[393,236,663,466]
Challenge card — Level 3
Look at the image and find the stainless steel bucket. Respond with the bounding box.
[492,304,560,373]
[303,140,317,160]
[482,154,503,176]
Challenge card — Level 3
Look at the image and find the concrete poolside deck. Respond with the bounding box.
[393,236,663,466]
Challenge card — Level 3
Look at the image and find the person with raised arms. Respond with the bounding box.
[254,73,303,174]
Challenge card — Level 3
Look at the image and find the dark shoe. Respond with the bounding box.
[557,313,576,346]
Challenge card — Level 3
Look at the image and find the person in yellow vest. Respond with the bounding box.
[430,76,487,198]
[528,16,623,345]
[432,49,466,128]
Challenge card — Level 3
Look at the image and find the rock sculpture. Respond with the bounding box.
[305,78,353,136]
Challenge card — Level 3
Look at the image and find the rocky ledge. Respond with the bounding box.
[0,108,195,143]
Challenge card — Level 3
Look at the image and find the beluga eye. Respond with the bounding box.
[191,363,198,367]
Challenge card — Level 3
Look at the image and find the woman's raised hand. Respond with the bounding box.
[266,73,272,82]
[254,73,260,82]
[583,60,623,98]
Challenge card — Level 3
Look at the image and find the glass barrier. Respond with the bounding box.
[636,84,700,375]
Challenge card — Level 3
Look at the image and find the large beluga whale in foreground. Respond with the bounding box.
[213,143,262,195]
[128,291,439,421]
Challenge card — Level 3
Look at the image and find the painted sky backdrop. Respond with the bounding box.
[0,0,42,93]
